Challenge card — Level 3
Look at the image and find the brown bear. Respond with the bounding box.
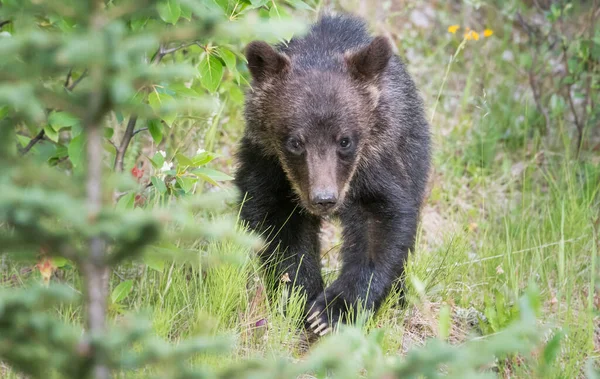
[234,14,431,336]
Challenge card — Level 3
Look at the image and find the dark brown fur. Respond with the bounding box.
[235,14,431,336]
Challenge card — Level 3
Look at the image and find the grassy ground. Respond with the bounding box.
[2,1,599,378]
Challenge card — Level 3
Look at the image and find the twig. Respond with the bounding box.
[560,43,584,156]
[132,127,148,136]
[113,116,137,172]
[21,68,89,156]
[0,20,11,28]
[64,68,73,88]
[528,51,550,133]
[67,69,88,92]
[19,129,46,156]
[151,42,196,64]
[112,42,190,173]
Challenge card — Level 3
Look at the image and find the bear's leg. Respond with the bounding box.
[235,142,324,309]
[306,200,418,336]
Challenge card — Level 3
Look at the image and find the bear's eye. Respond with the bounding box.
[339,137,352,149]
[286,137,304,155]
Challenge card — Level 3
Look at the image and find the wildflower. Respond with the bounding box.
[483,29,493,38]
[447,24,460,34]
[160,161,173,172]
[131,166,143,180]
[158,150,166,158]
[196,148,206,155]
[464,29,479,41]
[37,256,57,286]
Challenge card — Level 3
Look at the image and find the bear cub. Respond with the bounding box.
[235,14,431,336]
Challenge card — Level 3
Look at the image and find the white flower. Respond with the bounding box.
[158,150,166,158]
[196,148,206,155]
[160,161,173,172]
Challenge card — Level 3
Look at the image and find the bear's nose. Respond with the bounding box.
[311,193,337,211]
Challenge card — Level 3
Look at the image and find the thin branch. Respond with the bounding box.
[64,68,73,88]
[113,116,137,172]
[132,127,148,136]
[19,129,46,156]
[21,68,89,156]
[112,42,187,173]
[151,42,196,64]
[560,43,584,156]
[67,69,88,92]
[0,20,11,28]
[528,51,550,133]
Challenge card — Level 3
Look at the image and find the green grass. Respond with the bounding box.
[2,2,599,378]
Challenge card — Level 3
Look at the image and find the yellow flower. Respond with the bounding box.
[448,24,460,34]
[464,30,480,41]
[483,29,494,37]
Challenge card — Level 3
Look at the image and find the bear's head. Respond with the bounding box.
[244,36,393,216]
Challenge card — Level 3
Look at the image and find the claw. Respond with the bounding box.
[307,311,319,322]
[310,319,321,329]
[313,322,327,334]
[319,327,332,336]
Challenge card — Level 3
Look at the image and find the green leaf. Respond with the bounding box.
[192,151,217,166]
[151,176,167,193]
[149,151,165,169]
[199,54,224,93]
[192,167,233,186]
[111,280,133,304]
[148,91,177,126]
[286,0,313,10]
[104,127,114,139]
[180,4,192,20]
[130,17,150,32]
[43,125,59,143]
[249,0,269,7]
[542,331,563,366]
[438,304,451,341]
[143,254,165,272]
[176,176,197,193]
[169,83,200,97]
[52,257,69,268]
[157,0,181,25]
[218,47,237,73]
[148,119,163,144]
[68,134,84,167]
[116,192,136,210]
[48,111,79,129]
[176,153,193,167]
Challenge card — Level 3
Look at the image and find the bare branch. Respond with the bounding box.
[560,43,584,156]
[113,116,138,172]
[21,68,90,156]
[67,69,88,92]
[152,42,196,64]
[112,41,185,174]
[528,52,550,133]
[133,127,148,136]
[19,129,46,156]
[64,68,73,88]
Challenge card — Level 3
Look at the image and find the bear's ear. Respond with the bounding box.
[345,36,393,80]
[245,41,290,82]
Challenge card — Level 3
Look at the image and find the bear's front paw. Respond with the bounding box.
[305,286,352,337]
